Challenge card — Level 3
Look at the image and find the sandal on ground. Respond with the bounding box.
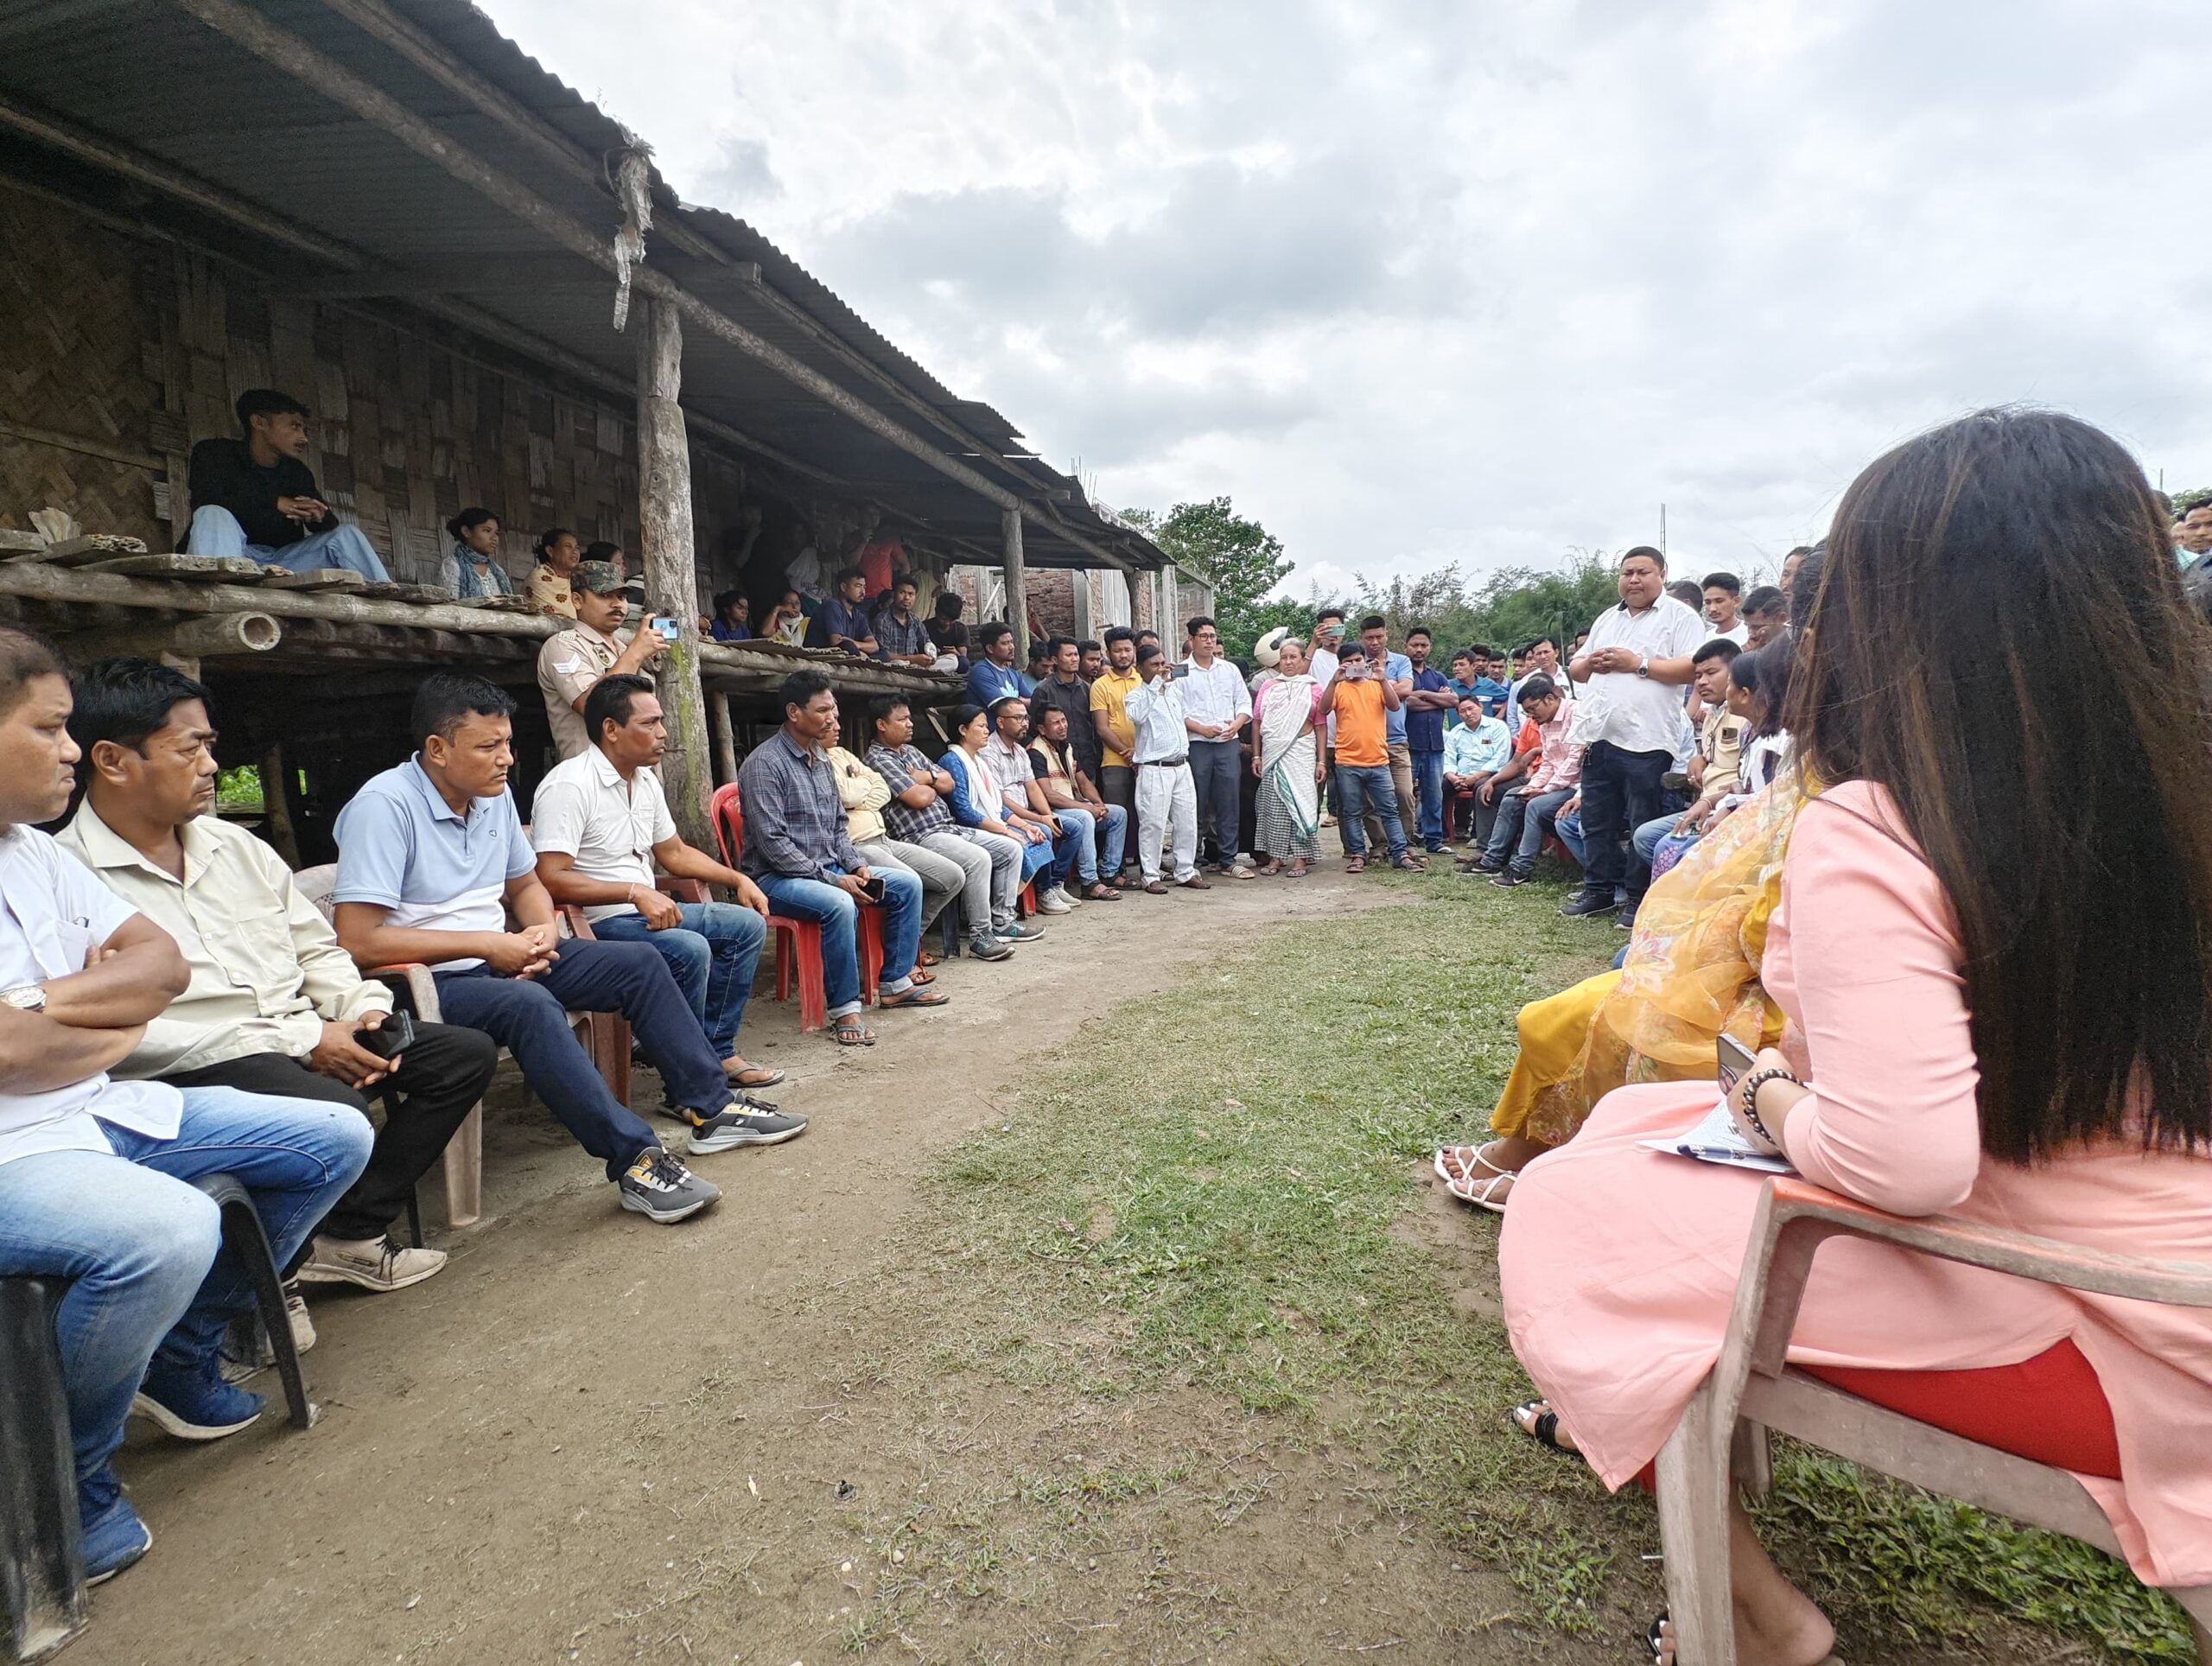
[1433,1141,1511,1187]
[1255,861,1283,876]
[1392,855,1427,871]
[1446,1169,1516,1211]
[1082,882,1121,901]
[832,1014,876,1047]
[878,987,950,1009]
[1143,880,1168,894]
[725,1059,786,1089]
[907,964,935,986]
[1344,856,1366,874]
[1286,860,1309,878]
[918,948,944,968]
[1507,1398,1578,1457]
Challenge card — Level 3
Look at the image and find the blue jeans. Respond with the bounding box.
[0,1085,372,1494]
[188,505,391,580]
[1631,813,1678,868]
[1410,747,1446,849]
[1335,764,1407,860]
[755,868,924,1019]
[1045,807,1112,887]
[1060,802,1128,882]
[590,902,766,1061]
[1484,787,1574,871]
[1555,808,1588,868]
[435,937,733,1171]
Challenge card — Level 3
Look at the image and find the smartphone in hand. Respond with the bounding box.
[1717,1033,1757,1097]
[357,1010,416,1060]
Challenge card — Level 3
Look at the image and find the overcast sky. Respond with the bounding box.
[488,0,2209,598]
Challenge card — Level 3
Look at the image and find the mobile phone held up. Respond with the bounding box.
[1716,1033,1756,1097]
[652,616,680,642]
[1167,663,1190,680]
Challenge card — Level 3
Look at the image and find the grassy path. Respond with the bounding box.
[838,862,2190,1661]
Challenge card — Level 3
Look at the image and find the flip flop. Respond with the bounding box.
[1508,1399,1578,1457]
[879,987,951,1009]
[1344,856,1365,874]
[832,1014,875,1047]
[726,1060,786,1089]
[908,964,936,986]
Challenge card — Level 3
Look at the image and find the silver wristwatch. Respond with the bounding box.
[0,982,48,1013]
[1635,654,1651,678]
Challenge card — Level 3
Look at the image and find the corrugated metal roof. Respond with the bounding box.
[0,0,1161,569]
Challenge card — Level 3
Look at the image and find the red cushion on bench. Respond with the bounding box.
[1800,1338,2120,1480]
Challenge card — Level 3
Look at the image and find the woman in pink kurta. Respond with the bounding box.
[1499,408,2212,1663]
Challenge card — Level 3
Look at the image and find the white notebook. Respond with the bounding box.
[1641,1097,1796,1174]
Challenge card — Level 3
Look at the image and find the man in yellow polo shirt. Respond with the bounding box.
[1086,626,1142,879]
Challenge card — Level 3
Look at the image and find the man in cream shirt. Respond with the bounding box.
[59,658,496,1294]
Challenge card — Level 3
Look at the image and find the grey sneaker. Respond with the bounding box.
[998,920,1046,942]
[967,932,1014,961]
[219,1288,315,1383]
[618,1148,721,1223]
[1035,886,1073,914]
[683,1103,809,1154]
[297,1236,448,1293]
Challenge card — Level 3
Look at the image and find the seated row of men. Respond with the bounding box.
[0,631,844,1585]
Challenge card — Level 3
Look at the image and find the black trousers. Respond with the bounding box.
[1576,741,1675,902]
[162,1022,499,1243]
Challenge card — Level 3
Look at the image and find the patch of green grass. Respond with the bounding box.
[909,862,2193,1659]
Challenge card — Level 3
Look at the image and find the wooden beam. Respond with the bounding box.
[709,690,738,786]
[636,297,715,850]
[105,611,283,661]
[167,0,1148,579]
[0,417,164,474]
[1001,505,1029,657]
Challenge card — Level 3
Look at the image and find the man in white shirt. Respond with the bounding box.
[1700,571,1750,645]
[1563,546,1708,926]
[1123,641,1205,892]
[1179,616,1254,879]
[531,674,801,1129]
[0,629,370,1583]
[60,658,496,1295]
[1309,606,1344,827]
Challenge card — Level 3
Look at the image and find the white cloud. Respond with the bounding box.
[486,0,2212,594]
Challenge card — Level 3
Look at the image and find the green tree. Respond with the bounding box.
[2171,486,2212,518]
[1346,552,1621,658]
[1134,497,1294,656]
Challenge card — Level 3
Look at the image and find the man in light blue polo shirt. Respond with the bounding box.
[331,674,798,1224]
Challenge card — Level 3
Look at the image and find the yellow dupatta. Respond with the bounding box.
[1489,775,1802,1148]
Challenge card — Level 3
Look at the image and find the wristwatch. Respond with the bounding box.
[1635,654,1651,678]
[0,982,48,1013]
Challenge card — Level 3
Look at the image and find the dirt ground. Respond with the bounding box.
[75,869,1560,1664]
[68,866,2050,1666]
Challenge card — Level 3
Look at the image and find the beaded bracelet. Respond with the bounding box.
[1738,1065,1802,1150]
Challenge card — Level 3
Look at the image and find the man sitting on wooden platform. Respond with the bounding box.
[183,388,390,580]
[58,658,498,1296]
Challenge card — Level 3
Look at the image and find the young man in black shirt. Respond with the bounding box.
[185,389,389,580]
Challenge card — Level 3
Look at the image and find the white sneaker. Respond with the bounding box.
[297,1235,449,1293]
[1035,887,1073,914]
[1050,883,1083,909]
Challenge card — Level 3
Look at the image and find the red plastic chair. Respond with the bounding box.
[709,783,883,1033]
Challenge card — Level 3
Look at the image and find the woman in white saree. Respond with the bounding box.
[1250,637,1326,876]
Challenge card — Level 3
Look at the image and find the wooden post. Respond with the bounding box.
[635,296,715,852]
[1159,563,1179,641]
[709,690,738,786]
[1001,505,1028,657]
[258,743,300,867]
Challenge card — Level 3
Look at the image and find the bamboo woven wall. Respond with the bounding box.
[0,180,733,601]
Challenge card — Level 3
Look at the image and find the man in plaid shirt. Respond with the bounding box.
[864,696,1020,960]
[870,577,935,668]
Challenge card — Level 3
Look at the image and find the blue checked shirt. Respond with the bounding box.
[866,743,956,841]
[735,730,863,881]
[871,607,931,660]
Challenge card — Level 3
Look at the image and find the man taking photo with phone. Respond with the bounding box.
[535,560,671,761]
[58,658,497,1294]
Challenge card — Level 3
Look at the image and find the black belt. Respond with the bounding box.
[1137,756,1189,768]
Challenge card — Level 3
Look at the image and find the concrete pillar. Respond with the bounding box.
[635,296,715,852]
